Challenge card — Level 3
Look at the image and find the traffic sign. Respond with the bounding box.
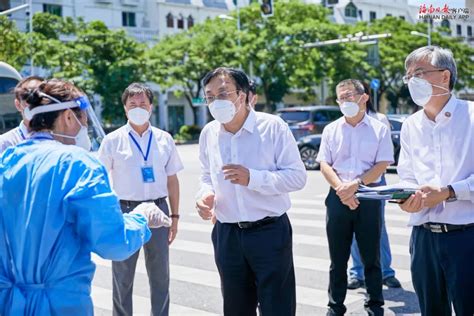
[370,79,380,90]
[192,97,206,107]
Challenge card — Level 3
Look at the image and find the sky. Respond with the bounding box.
[407,0,466,9]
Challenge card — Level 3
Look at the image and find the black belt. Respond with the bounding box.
[422,222,474,233]
[230,216,279,229]
[120,197,166,208]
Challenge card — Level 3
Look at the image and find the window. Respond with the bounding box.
[468,26,472,37]
[456,24,462,36]
[187,15,194,28]
[441,19,450,29]
[43,4,62,16]
[386,13,392,17]
[122,12,136,27]
[344,2,357,18]
[313,110,330,122]
[327,0,338,4]
[358,10,363,19]
[177,15,184,29]
[166,13,174,28]
[369,11,376,22]
[399,15,405,20]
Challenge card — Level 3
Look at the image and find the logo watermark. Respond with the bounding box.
[418,4,471,21]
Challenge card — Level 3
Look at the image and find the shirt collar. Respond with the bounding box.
[18,121,29,137]
[126,122,152,137]
[342,113,369,128]
[219,109,256,134]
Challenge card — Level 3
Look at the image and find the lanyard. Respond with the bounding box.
[18,128,26,140]
[128,131,153,163]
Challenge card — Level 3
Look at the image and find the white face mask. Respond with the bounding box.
[340,96,363,118]
[209,99,241,124]
[53,112,91,151]
[128,107,150,126]
[408,77,450,107]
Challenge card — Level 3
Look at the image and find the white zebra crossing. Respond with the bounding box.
[92,198,414,315]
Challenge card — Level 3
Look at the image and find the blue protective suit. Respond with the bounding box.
[0,137,151,315]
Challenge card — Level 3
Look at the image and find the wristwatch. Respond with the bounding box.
[446,185,457,202]
[170,214,180,219]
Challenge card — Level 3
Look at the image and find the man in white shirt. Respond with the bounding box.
[316,79,394,316]
[397,46,474,315]
[98,83,183,316]
[0,76,43,153]
[195,67,306,316]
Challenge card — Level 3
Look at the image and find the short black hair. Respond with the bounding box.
[202,67,251,96]
[14,76,44,101]
[336,79,365,95]
[122,82,154,105]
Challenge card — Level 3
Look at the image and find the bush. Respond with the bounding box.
[173,124,202,142]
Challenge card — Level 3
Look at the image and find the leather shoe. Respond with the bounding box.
[347,278,365,289]
[383,276,401,288]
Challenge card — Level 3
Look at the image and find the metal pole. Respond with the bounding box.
[236,1,242,69]
[428,18,432,46]
[29,0,34,75]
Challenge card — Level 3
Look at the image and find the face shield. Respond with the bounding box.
[24,94,106,151]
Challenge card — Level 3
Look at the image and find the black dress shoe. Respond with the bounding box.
[383,276,401,288]
[347,278,365,289]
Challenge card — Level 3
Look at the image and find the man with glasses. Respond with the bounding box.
[398,46,474,315]
[317,79,393,315]
[195,67,306,316]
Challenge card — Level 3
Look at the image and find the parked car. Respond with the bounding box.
[387,114,409,166]
[297,114,410,170]
[277,105,342,140]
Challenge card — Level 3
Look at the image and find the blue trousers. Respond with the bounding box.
[349,175,395,281]
[410,225,474,316]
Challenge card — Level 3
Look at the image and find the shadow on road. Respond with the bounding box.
[383,286,420,314]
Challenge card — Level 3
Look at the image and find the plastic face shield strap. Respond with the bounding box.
[24,95,106,150]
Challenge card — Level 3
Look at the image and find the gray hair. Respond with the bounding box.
[336,79,365,95]
[405,46,457,90]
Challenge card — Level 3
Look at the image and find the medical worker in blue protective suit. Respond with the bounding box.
[0,79,171,315]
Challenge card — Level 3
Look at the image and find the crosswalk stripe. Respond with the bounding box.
[184,212,412,238]
[289,207,411,223]
[168,239,412,283]
[92,255,362,309]
[91,285,219,316]
[177,221,410,257]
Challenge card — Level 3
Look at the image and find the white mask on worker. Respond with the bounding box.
[340,96,363,118]
[128,107,150,126]
[209,99,241,124]
[408,77,450,107]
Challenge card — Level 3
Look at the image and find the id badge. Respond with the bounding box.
[141,166,155,183]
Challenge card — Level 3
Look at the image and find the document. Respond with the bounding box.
[356,182,419,201]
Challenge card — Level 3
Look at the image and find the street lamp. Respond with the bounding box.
[410,30,431,46]
[218,12,242,69]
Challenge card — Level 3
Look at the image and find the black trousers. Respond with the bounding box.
[410,225,474,316]
[325,189,384,315]
[211,213,296,316]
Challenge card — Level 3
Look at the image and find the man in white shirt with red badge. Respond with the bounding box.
[398,46,474,315]
[98,83,183,316]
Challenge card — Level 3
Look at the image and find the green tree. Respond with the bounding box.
[350,16,474,112]
[0,16,28,69]
[147,19,240,124]
[32,14,148,123]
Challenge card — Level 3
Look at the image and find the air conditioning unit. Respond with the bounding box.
[95,0,113,3]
